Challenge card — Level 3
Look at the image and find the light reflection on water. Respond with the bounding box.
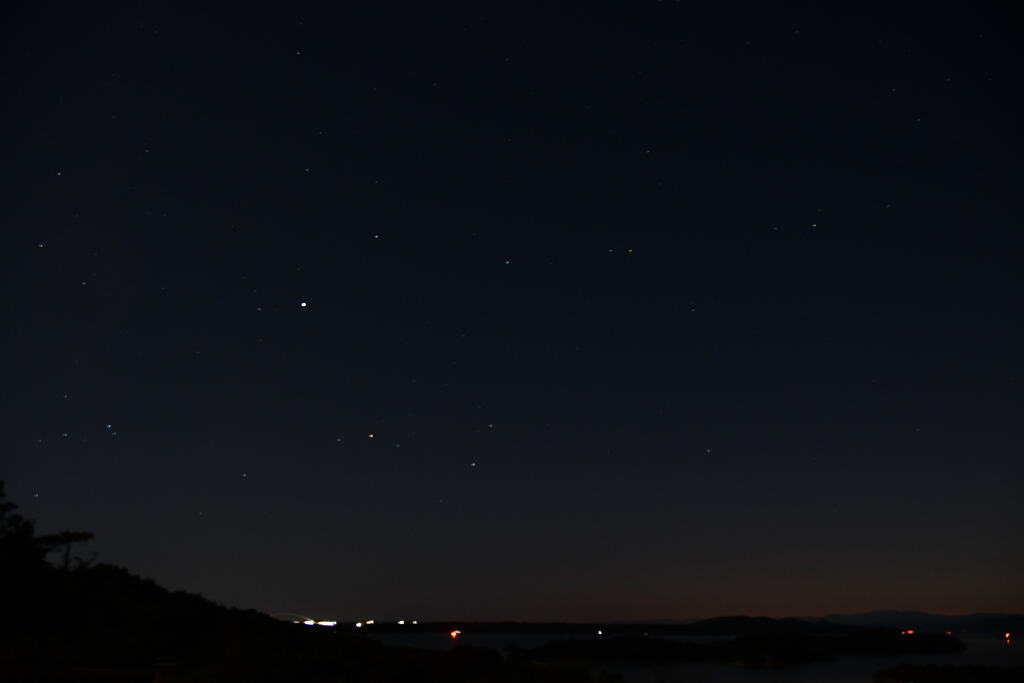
[365,633,1021,683]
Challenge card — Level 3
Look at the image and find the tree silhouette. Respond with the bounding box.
[37,529,96,570]
[0,480,94,572]
[0,480,45,571]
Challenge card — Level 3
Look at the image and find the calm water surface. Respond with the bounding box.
[366,633,1022,683]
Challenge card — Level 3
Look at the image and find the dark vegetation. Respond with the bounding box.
[0,482,616,683]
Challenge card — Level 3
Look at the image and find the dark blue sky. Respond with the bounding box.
[3,1,1021,621]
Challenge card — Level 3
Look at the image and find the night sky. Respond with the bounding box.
[3,2,1021,622]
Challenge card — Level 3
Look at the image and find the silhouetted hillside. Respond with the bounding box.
[0,482,614,683]
[0,481,1005,681]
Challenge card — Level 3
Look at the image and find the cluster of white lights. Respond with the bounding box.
[297,619,336,627]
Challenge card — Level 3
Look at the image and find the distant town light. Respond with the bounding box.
[303,620,315,626]
[366,619,375,625]
[355,622,363,628]
[397,620,405,625]
[597,630,603,636]
[316,621,337,627]
[450,630,461,639]
[412,620,418,625]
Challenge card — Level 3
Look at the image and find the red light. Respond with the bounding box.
[450,630,461,639]
[906,629,915,635]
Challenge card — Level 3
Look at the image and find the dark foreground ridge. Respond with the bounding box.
[0,482,612,683]
[0,482,1016,682]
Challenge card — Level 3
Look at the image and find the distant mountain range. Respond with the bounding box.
[817,611,1023,636]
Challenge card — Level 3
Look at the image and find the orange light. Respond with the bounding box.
[906,629,915,635]
[450,630,461,639]
[1005,633,1011,640]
